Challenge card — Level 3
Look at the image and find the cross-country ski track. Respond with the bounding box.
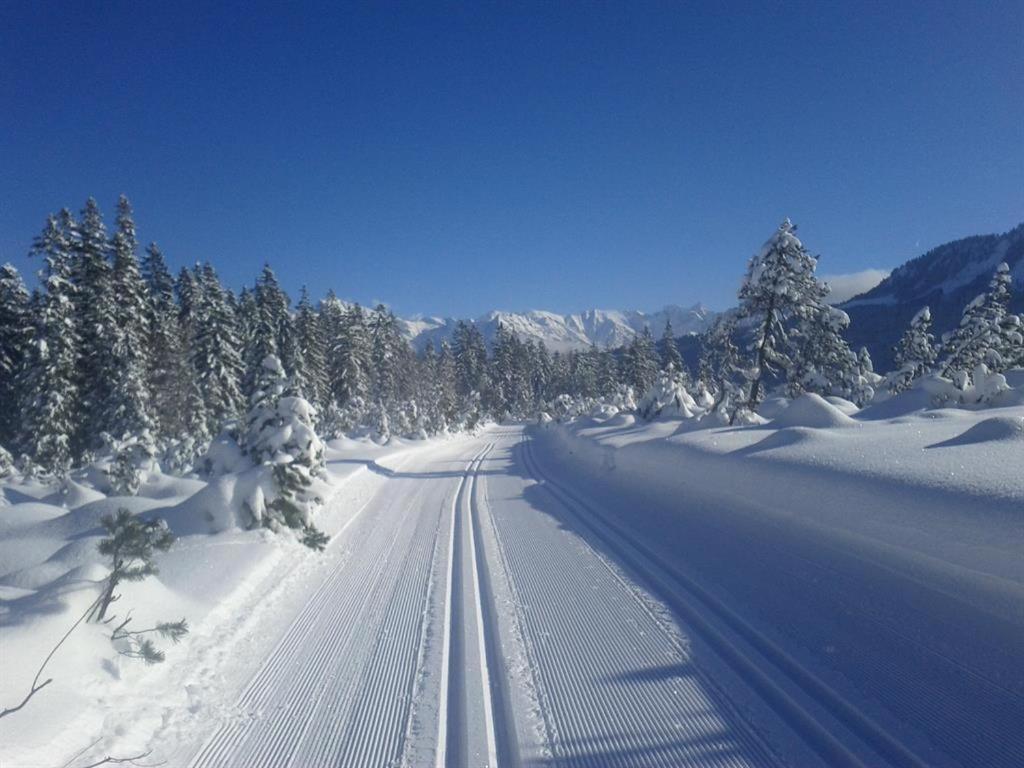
[173,425,1023,767]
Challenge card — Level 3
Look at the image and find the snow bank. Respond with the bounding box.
[538,399,1024,598]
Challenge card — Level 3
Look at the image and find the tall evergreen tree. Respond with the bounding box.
[192,264,244,434]
[143,243,188,438]
[941,263,1022,379]
[736,219,830,414]
[623,326,659,394]
[333,302,372,408]
[293,287,329,411]
[72,197,119,452]
[453,320,489,399]
[106,196,155,442]
[369,304,401,409]
[0,264,32,448]
[659,320,684,373]
[20,214,81,473]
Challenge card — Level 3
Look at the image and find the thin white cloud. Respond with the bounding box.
[820,269,890,304]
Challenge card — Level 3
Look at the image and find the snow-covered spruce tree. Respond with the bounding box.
[889,307,937,394]
[0,264,32,448]
[71,198,120,454]
[192,264,245,436]
[19,214,81,474]
[106,196,155,444]
[735,219,830,417]
[940,263,1020,382]
[659,320,684,374]
[242,355,328,549]
[293,287,329,414]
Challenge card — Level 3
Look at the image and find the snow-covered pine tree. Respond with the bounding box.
[981,263,1022,373]
[940,263,1018,382]
[889,307,937,394]
[786,305,858,399]
[453,320,489,403]
[106,196,155,444]
[293,287,329,414]
[72,198,120,454]
[659,320,684,374]
[192,264,244,435]
[0,264,32,449]
[530,340,554,407]
[736,219,830,415]
[595,346,619,398]
[20,214,81,474]
[241,354,327,545]
[370,304,402,412]
[243,265,295,398]
[333,302,372,413]
[571,346,598,399]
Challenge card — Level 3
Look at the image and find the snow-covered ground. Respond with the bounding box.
[2,392,1022,767]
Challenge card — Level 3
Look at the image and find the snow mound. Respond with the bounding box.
[771,393,859,429]
[928,415,1024,448]
[44,479,106,508]
[825,396,860,415]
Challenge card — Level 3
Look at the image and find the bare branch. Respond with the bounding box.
[0,591,103,720]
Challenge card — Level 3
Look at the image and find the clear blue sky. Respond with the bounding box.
[1,1,1022,317]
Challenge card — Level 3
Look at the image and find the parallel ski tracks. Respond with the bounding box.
[520,435,938,768]
[497,434,777,768]
[437,439,519,768]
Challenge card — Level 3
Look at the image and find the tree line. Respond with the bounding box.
[1,205,1021,476]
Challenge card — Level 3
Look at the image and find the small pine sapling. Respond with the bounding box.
[93,509,174,622]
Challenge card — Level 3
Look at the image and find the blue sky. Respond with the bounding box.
[1,1,1022,316]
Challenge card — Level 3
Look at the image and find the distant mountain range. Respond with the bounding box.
[393,223,1024,371]
[398,304,718,353]
[841,222,1024,370]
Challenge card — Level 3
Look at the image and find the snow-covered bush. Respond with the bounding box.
[637,370,701,421]
[0,444,13,479]
[105,434,157,496]
[917,364,1010,407]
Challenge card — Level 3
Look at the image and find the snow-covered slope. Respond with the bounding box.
[400,303,717,352]
[841,222,1024,369]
